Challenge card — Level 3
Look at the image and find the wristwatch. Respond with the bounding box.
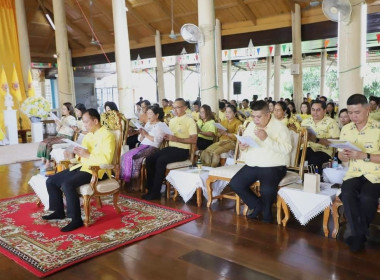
[315,138,320,143]
[364,153,371,162]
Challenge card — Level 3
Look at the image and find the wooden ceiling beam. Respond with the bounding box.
[236,0,257,25]
[286,0,296,12]
[43,2,92,48]
[125,0,156,35]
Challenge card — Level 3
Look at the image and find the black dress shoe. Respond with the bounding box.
[61,220,84,232]
[42,212,65,220]
[247,200,263,220]
[345,235,366,253]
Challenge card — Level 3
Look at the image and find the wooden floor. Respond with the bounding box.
[1,161,380,280]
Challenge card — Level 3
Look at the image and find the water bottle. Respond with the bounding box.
[332,157,339,169]
[40,165,46,177]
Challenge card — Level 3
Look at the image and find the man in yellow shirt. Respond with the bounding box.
[368,96,380,121]
[301,100,340,174]
[338,94,380,252]
[191,101,200,121]
[162,98,172,116]
[43,109,115,232]
[240,98,252,117]
[144,98,197,200]
[230,101,292,222]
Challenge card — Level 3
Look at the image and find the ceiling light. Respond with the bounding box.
[45,14,55,30]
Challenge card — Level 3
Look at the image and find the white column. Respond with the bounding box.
[292,3,303,110]
[226,60,232,100]
[215,19,223,101]
[266,56,271,98]
[338,0,366,107]
[39,70,46,98]
[4,109,18,145]
[198,0,217,111]
[15,0,31,95]
[274,45,281,101]
[112,0,135,118]
[320,49,327,97]
[155,30,165,102]
[175,62,183,99]
[53,0,75,105]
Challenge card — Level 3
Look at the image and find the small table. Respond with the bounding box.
[278,183,338,237]
[18,129,31,143]
[166,166,228,207]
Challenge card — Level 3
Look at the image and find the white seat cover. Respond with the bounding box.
[166,160,192,170]
[278,171,301,187]
[208,163,244,179]
[79,178,119,196]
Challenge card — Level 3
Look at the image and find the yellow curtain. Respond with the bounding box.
[0,0,30,133]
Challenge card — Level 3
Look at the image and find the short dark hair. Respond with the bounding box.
[219,101,226,110]
[347,94,368,106]
[251,100,269,112]
[242,99,249,103]
[193,100,201,106]
[175,98,186,107]
[369,95,379,105]
[84,108,101,122]
[162,98,169,102]
[104,101,119,112]
[147,105,164,121]
[319,96,327,102]
[276,101,291,119]
[339,108,348,117]
[311,99,326,109]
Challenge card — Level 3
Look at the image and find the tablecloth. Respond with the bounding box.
[166,167,228,203]
[278,183,338,225]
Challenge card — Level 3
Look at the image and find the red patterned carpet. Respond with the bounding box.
[0,194,200,277]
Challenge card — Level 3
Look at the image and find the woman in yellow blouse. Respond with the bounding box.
[326,102,339,122]
[200,105,242,167]
[296,101,311,121]
[196,104,217,150]
[273,101,301,131]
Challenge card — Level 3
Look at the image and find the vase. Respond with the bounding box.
[31,122,43,143]
[30,116,42,123]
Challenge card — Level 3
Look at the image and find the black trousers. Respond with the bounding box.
[306,147,331,175]
[197,137,213,151]
[46,168,92,221]
[230,165,287,221]
[145,147,189,196]
[341,176,380,237]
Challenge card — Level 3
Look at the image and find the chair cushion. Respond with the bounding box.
[79,178,119,196]
[208,163,244,179]
[220,152,228,159]
[278,171,301,187]
[166,160,192,170]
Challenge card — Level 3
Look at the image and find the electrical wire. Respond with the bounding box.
[74,0,111,63]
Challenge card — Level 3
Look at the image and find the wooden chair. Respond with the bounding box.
[61,111,126,227]
[325,196,380,239]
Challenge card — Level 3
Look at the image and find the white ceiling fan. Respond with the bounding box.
[168,0,180,39]
[89,0,100,46]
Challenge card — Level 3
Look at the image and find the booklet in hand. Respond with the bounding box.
[62,138,86,149]
[214,123,227,131]
[235,134,259,148]
[130,119,143,130]
[327,139,361,151]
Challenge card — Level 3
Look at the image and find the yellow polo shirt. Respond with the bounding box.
[71,126,115,179]
[191,111,200,121]
[163,106,173,116]
[218,110,226,122]
[243,117,292,167]
[301,115,340,157]
[197,119,216,141]
[340,119,380,183]
[240,107,252,117]
[369,109,380,122]
[169,114,197,149]
[281,114,301,131]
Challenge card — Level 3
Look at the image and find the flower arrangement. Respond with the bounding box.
[21,96,51,122]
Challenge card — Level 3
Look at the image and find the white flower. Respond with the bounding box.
[21,97,51,118]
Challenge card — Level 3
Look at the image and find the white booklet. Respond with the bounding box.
[49,112,60,121]
[327,139,361,151]
[214,123,227,131]
[159,124,173,135]
[235,134,260,148]
[62,138,86,149]
[130,119,143,130]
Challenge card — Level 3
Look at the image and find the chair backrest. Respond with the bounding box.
[288,127,308,178]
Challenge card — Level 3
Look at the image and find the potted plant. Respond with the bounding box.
[21,96,51,122]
